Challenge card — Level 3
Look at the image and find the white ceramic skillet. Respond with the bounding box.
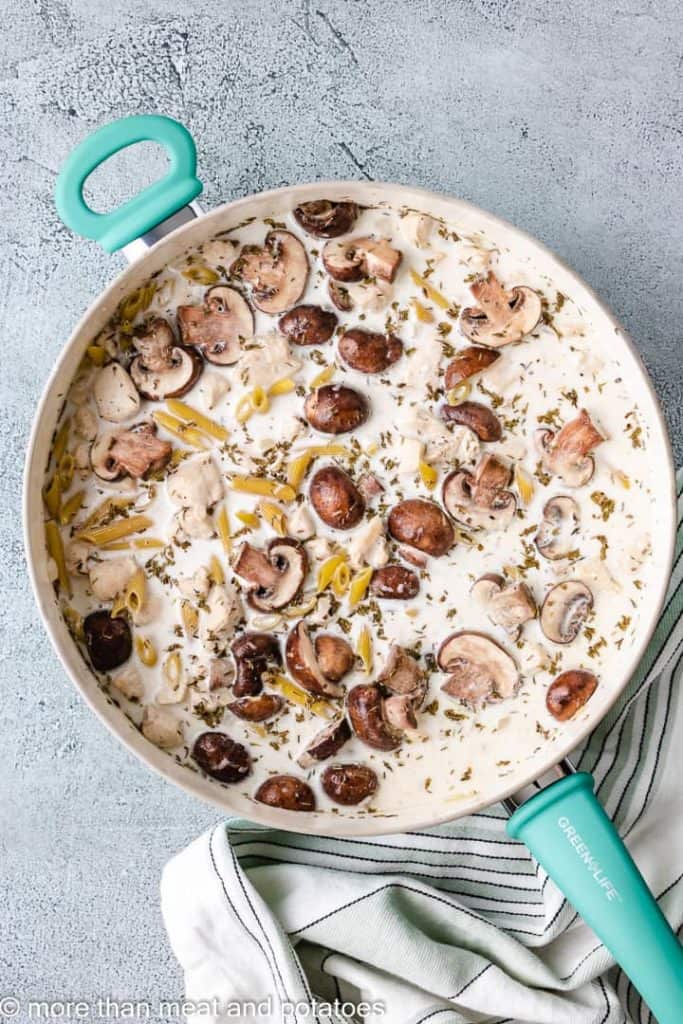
[24,116,683,1017]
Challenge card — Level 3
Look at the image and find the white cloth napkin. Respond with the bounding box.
[161,480,683,1024]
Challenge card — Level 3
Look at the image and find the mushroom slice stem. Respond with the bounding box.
[232,538,308,611]
[535,496,580,560]
[472,574,537,639]
[460,270,542,347]
[322,236,402,283]
[91,421,172,481]
[540,581,593,644]
[437,631,519,707]
[285,621,344,698]
[297,717,352,767]
[536,410,605,488]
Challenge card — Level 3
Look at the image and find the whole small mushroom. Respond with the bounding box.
[369,565,420,600]
[294,199,358,238]
[338,329,403,374]
[83,610,132,671]
[444,347,500,387]
[285,622,347,698]
[460,270,542,347]
[547,669,598,721]
[230,231,309,314]
[321,763,378,806]
[314,634,355,682]
[177,286,254,365]
[304,385,369,435]
[540,581,593,644]
[309,465,365,530]
[278,304,338,346]
[255,774,316,811]
[297,717,352,768]
[228,693,285,722]
[388,499,454,557]
[192,731,251,783]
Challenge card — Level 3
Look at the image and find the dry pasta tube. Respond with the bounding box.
[45,521,70,596]
[165,399,230,442]
[79,514,153,546]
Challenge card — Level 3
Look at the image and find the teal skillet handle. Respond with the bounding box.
[507,772,683,1021]
[54,115,202,253]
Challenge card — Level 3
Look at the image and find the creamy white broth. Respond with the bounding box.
[45,200,657,821]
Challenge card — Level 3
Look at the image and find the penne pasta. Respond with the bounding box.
[152,411,207,449]
[124,568,147,616]
[409,269,451,310]
[419,460,438,491]
[356,625,373,673]
[309,363,335,389]
[165,399,230,442]
[52,418,71,466]
[79,514,153,546]
[230,476,296,502]
[135,634,157,667]
[216,504,232,554]
[43,475,62,518]
[259,500,286,536]
[59,489,85,526]
[45,520,70,596]
[208,555,225,585]
[317,553,347,593]
[235,509,260,529]
[268,376,296,396]
[348,567,373,608]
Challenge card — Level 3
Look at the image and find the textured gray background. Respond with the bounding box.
[1,0,681,1019]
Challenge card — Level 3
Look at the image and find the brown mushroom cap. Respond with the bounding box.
[540,581,593,644]
[231,632,282,697]
[278,304,338,345]
[293,200,358,238]
[536,410,605,488]
[304,384,369,434]
[388,499,454,556]
[546,669,598,721]
[177,286,254,365]
[338,329,403,374]
[297,717,352,768]
[313,635,355,682]
[322,236,402,283]
[309,465,365,530]
[285,621,345,698]
[227,693,285,722]
[230,230,309,314]
[232,538,308,611]
[441,401,502,441]
[444,347,500,387]
[131,318,204,398]
[90,421,172,482]
[535,496,580,560]
[438,631,519,707]
[471,574,537,639]
[347,683,402,750]
[442,454,516,531]
[321,763,378,805]
[460,270,542,348]
[192,731,251,784]
[369,565,420,600]
[255,774,316,811]
[83,610,132,672]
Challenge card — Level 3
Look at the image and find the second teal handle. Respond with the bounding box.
[55,114,203,253]
[508,772,683,1022]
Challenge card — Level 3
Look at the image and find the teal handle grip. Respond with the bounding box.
[55,115,202,253]
[508,772,683,1021]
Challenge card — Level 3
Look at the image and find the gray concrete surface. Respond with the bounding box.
[1,0,681,1019]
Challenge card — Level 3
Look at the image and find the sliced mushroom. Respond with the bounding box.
[230,230,308,314]
[304,384,369,434]
[93,363,141,423]
[535,496,580,560]
[438,631,519,707]
[328,279,353,312]
[255,774,316,811]
[321,763,378,805]
[177,286,254,365]
[228,693,285,722]
[357,473,384,502]
[90,421,172,481]
[471,574,537,639]
[231,632,282,697]
[460,270,542,347]
[441,401,502,442]
[369,565,420,600]
[297,717,352,768]
[388,499,454,556]
[309,465,365,530]
[293,199,358,238]
[314,635,355,682]
[322,236,402,283]
[278,304,338,345]
[377,645,425,699]
[83,610,132,672]
[285,621,345,698]
[540,581,593,644]
[232,538,308,612]
[547,669,598,721]
[338,329,403,374]
[536,410,605,487]
[444,346,500,387]
[442,453,516,531]
[347,683,402,750]
[383,694,419,732]
[192,731,251,783]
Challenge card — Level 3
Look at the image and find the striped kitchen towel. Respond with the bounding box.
[161,476,683,1024]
